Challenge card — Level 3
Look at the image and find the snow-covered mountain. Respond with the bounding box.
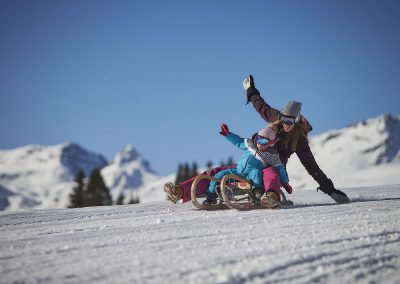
[101,145,172,203]
[0,143,108,210]
[287,114,400,190]
[0,114,399,211]
[0,142,170,211]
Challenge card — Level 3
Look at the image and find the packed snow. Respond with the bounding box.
[1,185,399,284]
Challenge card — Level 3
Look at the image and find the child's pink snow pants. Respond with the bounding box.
[180,165,235,203]
[262,167,282,200]
[180,165,282,203]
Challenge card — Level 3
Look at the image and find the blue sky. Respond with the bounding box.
[1,0,399,175]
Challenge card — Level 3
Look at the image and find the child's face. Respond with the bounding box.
[255,135,275,151]
[256,143,273,152]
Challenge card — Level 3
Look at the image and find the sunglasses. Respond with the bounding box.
[256,135,273,145]
[280,114,296,125]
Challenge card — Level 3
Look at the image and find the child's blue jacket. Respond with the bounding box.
[226,132,289,183]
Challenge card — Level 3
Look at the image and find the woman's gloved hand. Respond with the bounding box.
[243,75,260,104]
[242,75,255,90]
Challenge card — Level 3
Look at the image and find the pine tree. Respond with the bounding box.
[174,163,183,184]
[128,195,140,204]
[174,161,201,185]
[182,162,190,181]
[227,156,234,166]
[84,169,112,207]
[191,162,198,177]
[116,191,125,205]
[68,170,85,208]
[206,160,213,171]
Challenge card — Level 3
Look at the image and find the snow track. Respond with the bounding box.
[1,186,400,283]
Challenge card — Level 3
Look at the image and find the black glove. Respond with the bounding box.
[243,75,260,104]
[318,179,350,203]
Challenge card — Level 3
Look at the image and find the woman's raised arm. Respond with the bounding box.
[243,75,280,123]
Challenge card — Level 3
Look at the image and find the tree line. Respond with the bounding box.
[174,157,234,185]
[69,169,139,208]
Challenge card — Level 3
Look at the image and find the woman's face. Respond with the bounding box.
[283,123,295,132]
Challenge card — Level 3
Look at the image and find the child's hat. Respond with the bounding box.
[257,127,276,140]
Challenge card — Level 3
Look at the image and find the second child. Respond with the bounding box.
[203,123,292,209]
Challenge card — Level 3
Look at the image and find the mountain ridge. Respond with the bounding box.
[286,113,400,190]
[0,113,399,211]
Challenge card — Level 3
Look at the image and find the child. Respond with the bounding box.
[203,123,292,209]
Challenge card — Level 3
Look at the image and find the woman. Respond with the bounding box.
[243,75,350,203]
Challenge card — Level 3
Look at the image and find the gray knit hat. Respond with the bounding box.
[281,101,302,117]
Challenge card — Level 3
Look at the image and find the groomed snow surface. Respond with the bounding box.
[1,185,399,284]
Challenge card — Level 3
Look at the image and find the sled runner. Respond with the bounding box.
[191,174,294,211]
[190,175,229,210]
[219,174,263,210]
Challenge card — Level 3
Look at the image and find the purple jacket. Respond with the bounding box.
[249,93,329,186]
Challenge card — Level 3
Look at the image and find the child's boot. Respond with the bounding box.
[164,182,183,204]
[202,191,218,205]
[252,187,265,201]
[260,191,281,209]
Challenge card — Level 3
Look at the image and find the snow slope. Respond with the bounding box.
[1,185,399,284]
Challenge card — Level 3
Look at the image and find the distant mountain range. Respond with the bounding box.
[0,114,399,211]
[0,142,171,211]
